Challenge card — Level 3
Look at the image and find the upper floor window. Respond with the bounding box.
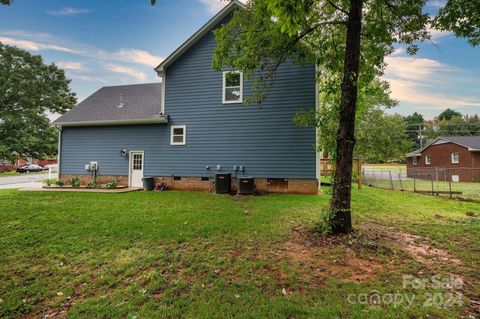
[170,125,186,145]
[425,155,431,165]
[412,157,418,166]
[451,152,459,164]
[222,71,243,104]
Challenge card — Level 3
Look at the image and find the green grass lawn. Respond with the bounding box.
[367,177,480,201]
[0,188,479,318]
[0,171,21,177]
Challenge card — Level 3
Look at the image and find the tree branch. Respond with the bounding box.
[383,0,440,51]
[327,0,349,15]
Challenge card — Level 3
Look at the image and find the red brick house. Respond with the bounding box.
[406,136,480,182]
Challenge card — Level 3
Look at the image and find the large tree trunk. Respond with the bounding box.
[330,0,363,234]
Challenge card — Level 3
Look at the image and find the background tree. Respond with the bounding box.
[405,112,424,149]
[355,107,412,163]
[422,109,480,140]
[433,0,480,46]
[437,108,462,121]
[0,43,76,161]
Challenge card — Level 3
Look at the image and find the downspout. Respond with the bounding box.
[56,126,62,180]
[156,68,166,115]
[315,64,321,194]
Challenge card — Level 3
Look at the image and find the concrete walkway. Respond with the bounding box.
[0,172,57,185]
[0,182,140,193]
[0,182,44,190]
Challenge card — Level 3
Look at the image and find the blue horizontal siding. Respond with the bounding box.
[60,14,316,179]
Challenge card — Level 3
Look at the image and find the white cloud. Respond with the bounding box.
[387,79,480,109]
[427,27,452,41]
[76,75,109,84]
[110,49,164,67]
[0,36,80,53]
[197,0,247,13]
[47,7,91,16]
[390,47,405,56]
[56,61,86,71]
[427,0,446,8]
[104,64,147,81]
[198,0,229,14]
[0,29,52,39]
[384,52,480,112]
[0,31,164,68]
[384,55,452,81]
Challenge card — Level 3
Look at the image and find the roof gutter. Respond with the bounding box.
[53,116,169,127]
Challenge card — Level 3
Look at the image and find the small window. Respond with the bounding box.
[222,71,243,104]
[451,152,459,164]
[425,155,431,165]
[173,176,182,181]
[170,125,186,145]
[133,153,143,170]
[201,176,210,181]
[412,157,418,166]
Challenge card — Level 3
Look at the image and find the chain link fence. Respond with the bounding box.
[363,167,480,202]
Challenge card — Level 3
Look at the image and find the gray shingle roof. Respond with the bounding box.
[53,83,165,126]
[440,136,480,150]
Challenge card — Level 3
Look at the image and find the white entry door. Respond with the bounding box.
[129,151,144,188]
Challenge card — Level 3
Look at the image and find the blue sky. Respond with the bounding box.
[0,0,478,119]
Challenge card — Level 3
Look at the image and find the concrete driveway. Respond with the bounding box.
[0,172,58,190]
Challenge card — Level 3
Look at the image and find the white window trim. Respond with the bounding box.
[170,125,186,145]
[451,152,459,164]
[425,155,431,165]
[222,71,243,104]
[412,157,417,166]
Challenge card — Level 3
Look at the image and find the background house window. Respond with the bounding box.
[412,157,418,165]
[222,71,243,103]
[171,125,186,145]
[425,155,431,165]
[451,152,459,164]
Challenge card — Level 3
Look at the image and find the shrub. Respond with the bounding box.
[87,181,99,189]
[55,179,65,187]
[43,178,58,186]
[69,177,81,187]
[312,209,333,236]
[106,179,118,189]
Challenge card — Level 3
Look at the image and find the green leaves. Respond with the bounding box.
[0,43,76,160]
[355,107,413,163]
[434,0,480,47]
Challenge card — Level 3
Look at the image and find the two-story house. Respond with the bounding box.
[406,136,480,182]
[53,0,319,194]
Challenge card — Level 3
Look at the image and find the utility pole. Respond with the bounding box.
[417,124,424,149]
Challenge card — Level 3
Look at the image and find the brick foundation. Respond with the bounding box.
[60,174,319,195]
[156,176,318,195]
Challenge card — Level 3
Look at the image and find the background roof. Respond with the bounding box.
[441,136,480,150]
[54,83,162,124]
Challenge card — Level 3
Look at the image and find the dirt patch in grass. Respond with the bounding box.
[359,223,463,268]
[283,241,384,283]
[282,227,387,284]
